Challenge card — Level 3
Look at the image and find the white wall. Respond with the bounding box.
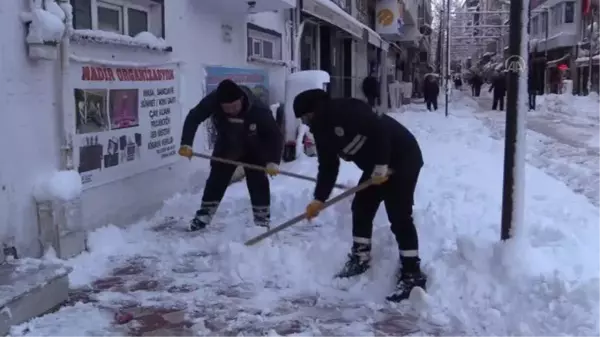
[0,0,290,258]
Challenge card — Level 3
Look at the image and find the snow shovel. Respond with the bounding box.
[192,152,351,190]
[244,178,376,246]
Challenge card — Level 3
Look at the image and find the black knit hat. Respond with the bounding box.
[216,79,244,103]
[293,89,329,118]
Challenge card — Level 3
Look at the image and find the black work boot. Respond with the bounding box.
[335,241,371,278]
[386,257,427,302]
[252,206,270,229]
[189,211,209,232]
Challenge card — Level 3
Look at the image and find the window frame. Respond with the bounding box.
[564,1,574,23]
[246,23,283,61]
[96,1,124,34]
[73,0,162,38]
[125,5,150,37]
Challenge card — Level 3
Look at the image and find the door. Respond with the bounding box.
[329,30,345,98]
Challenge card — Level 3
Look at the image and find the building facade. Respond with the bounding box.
[373,0,433,97]
[1,0,295,260]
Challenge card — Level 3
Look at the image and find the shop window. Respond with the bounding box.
[247,23,282,61]
[70,0,164,38]
[564,1,574,23]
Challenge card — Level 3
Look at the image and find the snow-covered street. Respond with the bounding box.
[10,99,599,336]
[472,89,600,206]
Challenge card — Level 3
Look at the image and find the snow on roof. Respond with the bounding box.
[21,7,65,44]
[71,29,170,51]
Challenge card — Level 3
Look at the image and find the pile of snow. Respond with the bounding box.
[21,6,66,44]
[11,96,600,335]
[33,170,82,202]
[535,93,600,121]
[71,30,169,50]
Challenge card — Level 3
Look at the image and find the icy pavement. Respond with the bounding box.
[10,103,600,336]
[470,89,600,207]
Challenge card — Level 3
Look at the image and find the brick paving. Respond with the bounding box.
[49,221,451,336]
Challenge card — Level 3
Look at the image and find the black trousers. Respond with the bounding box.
[426,98,438,111]
[351,166,421,256]
[528,93,536,110]
[492,95,505,110]
[196,156,270,226]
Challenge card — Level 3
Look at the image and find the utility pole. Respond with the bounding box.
[544,7,549,94]
[500,0,528,240]
[444,0,451,117]
[573,0,584,94]
[436,8,444,75]
[587,9,594,94]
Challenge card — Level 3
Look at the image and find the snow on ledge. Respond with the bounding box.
[33,170,82,202]
[247,55,288,66]
[69,54,182,67]
[71,30,172,52]
[20,8,65,45]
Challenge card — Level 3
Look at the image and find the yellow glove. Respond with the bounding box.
[371,165,389,185]
[305,200,325,221]
[178,145,193,159]
[265,163,280,176]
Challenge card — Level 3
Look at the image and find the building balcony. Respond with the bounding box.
[208,0,296,14]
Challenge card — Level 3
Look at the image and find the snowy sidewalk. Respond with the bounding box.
[10,104,600,336]
[469,90,600,207]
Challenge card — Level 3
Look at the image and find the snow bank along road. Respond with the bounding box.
[472,89,600,207]
[10,101,599,336]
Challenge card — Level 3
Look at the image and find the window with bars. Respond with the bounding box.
[247,23,282,61]
[70,0,164,38]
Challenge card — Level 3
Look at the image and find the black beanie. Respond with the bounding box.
[216,79,244,103]
[293,89,329,118]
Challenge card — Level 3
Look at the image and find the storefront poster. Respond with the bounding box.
[72,63,181,189]
[204,66,270,148]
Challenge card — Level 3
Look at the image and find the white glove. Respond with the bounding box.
[371,165,389,185]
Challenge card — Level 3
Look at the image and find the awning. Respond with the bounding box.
[302,0,388,51]
[546,53,570,67]
[206,0,295,14]
[575,55,600,67]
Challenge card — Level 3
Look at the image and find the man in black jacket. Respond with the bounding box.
[422,74,439,111]
[178,79,283,231]
[293,88,426,303]
[362,72,380,109]
[489,71,507,111]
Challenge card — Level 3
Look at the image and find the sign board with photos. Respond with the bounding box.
[71,62,182,189]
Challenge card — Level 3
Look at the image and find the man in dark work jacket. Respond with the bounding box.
[293,88,427,303]
[178,79,283,231]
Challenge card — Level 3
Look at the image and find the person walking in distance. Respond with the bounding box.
[528,71,536,111]
[362,70,380,109]
[178,79,283,231]
[293,88,427,302]
[489,71,507,111]
[422,74,440,111]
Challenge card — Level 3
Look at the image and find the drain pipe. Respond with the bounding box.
[36,0,77,259]
[58,0,74,170]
